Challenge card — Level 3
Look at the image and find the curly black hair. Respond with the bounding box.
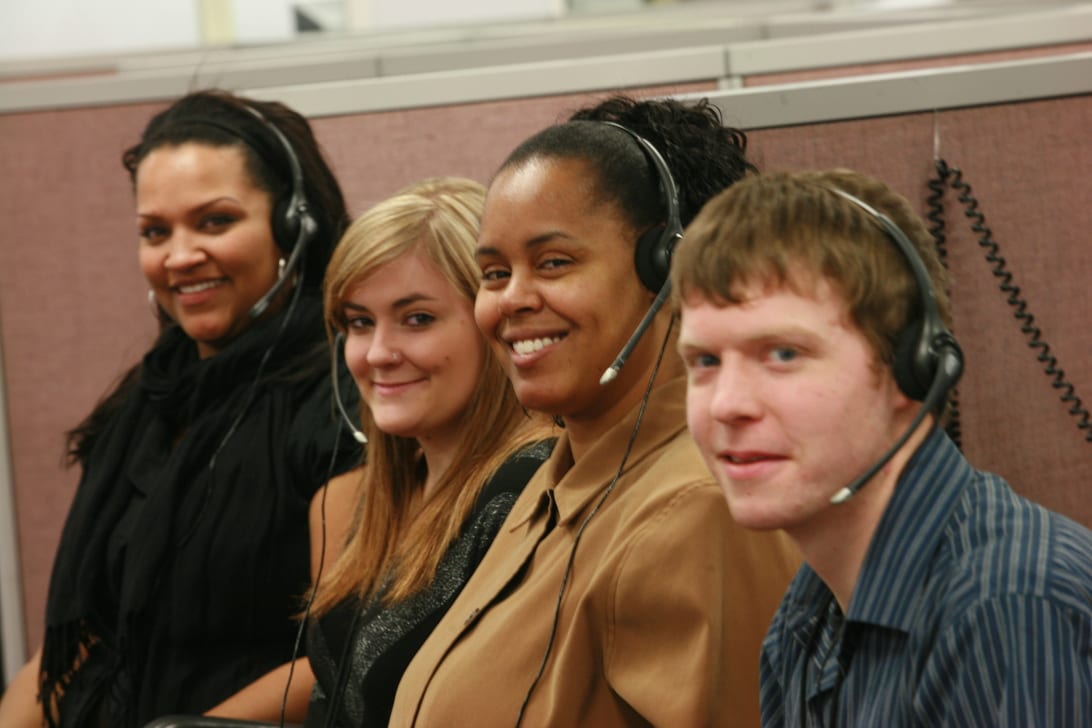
[500,94,757,235]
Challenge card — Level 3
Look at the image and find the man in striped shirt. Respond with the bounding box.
[672,168,1091,726]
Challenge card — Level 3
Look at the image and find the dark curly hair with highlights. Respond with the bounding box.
[500,94,757,237]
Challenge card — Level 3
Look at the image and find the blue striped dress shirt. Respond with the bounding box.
[760,429,1092,727]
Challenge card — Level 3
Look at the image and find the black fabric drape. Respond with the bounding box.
[41,293,360,728]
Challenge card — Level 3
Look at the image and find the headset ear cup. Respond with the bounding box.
[893,318,932,401]
[270,195,300,253]
[634,226,670,293]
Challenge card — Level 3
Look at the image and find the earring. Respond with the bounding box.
[277,257,287,278]
[147,290,159,317]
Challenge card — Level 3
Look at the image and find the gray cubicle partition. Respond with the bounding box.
[3,2,1091,114]
[0,323,25,686]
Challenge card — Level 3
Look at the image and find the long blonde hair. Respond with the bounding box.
[313,177,546,612]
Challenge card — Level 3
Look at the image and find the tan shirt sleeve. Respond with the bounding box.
[606,480,798,728]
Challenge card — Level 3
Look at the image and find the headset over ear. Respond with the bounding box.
[832,189,965,404]
[236,104,320,319]
[600,121,684,293]
[828,189,965,505]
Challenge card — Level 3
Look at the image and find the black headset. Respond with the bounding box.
[833,189,964,402]
[332,332,367,445]
[230,103,320,319]
[597,122,684,385]
[600,121,683,294]
[829,189,964,504]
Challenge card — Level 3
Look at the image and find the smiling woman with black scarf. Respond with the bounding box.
[0,89,361,728]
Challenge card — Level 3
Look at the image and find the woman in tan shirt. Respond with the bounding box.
[389,95,800,727]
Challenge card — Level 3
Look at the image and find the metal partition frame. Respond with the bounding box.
[237,49,1092,124]
[0,0,1073,81]
[2,3,1090,115]
[692,51,1092,131]
[722,3,1092,76]
[0,315,26,686]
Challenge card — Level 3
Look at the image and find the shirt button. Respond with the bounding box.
[464,607,481,626]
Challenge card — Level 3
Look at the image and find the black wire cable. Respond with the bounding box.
[513,316,676,727]
[930,158,1091,443]
[279,412,345,727]
[925,167,963,450]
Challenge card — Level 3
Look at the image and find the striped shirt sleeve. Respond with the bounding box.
[917,593,1092,727]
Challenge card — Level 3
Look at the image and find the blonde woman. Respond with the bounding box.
[305,178,553,727]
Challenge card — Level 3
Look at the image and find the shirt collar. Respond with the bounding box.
[766,563,834,674]
[846,428,973,630]
[506,376,688,530]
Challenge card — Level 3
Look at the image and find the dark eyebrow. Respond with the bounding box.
[475,230,574,260]
[138,196,241,220]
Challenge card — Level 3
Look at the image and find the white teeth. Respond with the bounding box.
[512,336,562,356]
[176,281,221,294]
[177,280,221,294]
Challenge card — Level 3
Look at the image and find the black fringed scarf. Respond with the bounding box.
[40,294,330,727]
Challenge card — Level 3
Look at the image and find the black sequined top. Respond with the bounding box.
[305,439,554,728]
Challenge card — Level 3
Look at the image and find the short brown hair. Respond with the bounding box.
[672,169,951,367]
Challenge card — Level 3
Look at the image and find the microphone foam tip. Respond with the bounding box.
[830,487,853,505]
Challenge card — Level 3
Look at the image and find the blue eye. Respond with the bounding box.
[771,347,798,363]
[684,352,719,370]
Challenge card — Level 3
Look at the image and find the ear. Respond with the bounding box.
[887,367,928,435]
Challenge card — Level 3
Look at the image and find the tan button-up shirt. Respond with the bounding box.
[391,377,799,727]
